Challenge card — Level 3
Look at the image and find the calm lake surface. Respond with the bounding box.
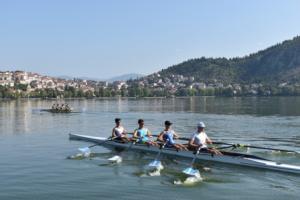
[0,97,300,200]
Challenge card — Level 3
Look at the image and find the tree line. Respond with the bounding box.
[1,84,300,99]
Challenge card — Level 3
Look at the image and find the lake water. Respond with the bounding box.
[0,97,299,200]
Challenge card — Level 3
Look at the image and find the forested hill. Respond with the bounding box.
[159,36,300,84]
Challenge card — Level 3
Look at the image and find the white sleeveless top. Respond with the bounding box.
[190,131,208,148]
[114,126,125,137]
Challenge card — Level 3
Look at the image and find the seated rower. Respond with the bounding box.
[158,120,188,151]
[133,119,157,146]
[112,118,129,142]
[55,103,60,111]
[65,104,71,111]
[188,121,222,155]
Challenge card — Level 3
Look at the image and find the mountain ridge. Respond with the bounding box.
[157,36,300,84]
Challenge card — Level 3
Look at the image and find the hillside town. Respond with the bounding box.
[0,71,102,92]
[129,72,300,96]
[0,71,127,97]
[0,70,299,98]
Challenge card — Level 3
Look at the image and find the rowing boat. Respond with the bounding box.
[41,109,73,113]
[69,133,300,174]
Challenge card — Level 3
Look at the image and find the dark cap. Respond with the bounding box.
[138,119,144,124]
[115,118,121,123]
[165,120,172,126]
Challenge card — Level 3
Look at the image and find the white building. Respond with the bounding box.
[14,71,30,84]
[0,71,14,87]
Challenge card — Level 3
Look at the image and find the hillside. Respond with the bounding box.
[159,36,300,84]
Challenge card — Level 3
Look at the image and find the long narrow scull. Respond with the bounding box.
[69,133,300,174]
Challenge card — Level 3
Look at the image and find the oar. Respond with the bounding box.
[78,136,115,154]
[182,147,202,177]
[148,141,168,169]
[107,138,137,163]
[213,142,300,154]
[125,138,137,151]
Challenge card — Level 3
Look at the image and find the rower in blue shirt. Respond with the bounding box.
[133,119,157,146]
[158,120,188,151]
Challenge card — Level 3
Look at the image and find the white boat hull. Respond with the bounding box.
[69,133,300,174]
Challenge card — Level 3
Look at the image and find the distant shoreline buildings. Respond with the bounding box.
[0,70,127,98]
[0,70,299,98]
[0,70,119,93]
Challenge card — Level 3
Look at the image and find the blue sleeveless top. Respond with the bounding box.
[136,128,149,143]
[163,130,176,146]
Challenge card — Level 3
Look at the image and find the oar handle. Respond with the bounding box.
[195,146,202,154]
[161,140,169,149]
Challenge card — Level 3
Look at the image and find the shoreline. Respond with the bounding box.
[1,95,300,101]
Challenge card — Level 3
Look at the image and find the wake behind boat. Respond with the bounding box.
[69,133,300,174]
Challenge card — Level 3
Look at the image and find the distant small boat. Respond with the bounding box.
[41,103,73,113]
[41,108,73,113]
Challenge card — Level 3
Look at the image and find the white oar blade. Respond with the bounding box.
[108,155,122,163]
[148,160,161,168]
[182,167,201,177]
[146,160,164,172]
[78,147,91,154]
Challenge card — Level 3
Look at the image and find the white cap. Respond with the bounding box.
[197,121,206,128]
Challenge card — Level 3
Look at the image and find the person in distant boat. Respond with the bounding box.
[61,104,65,111]
[158,121,188,151]
[112,118,129,142]
[188,121,222,155]
[65,104,71,111]
[133,119,157,146]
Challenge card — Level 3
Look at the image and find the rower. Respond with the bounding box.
[133,119,157,146]
[56,103,60,111]
[158,121,188,151]
[188,122,222,155]
[112,118,129,142]
[65,104,71,111]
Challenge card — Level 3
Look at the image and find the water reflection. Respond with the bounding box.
[1,97,300,137]
[124,97,300,116]
[1,97,300,200]
[0,100,33,134]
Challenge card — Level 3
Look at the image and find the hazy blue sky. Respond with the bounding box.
[1,0,300,79]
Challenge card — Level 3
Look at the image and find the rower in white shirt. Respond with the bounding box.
[188,121,222,155]
[112,118,129,142]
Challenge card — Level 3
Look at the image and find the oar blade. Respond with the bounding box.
[146,159,164,172]
[182,167,201,177]
[107,155,122,163]
[78,147,91,154]
[148,160,162,168]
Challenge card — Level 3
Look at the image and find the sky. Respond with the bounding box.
[0,0,300,79]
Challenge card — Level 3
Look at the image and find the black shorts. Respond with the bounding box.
[199,147,209,153]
